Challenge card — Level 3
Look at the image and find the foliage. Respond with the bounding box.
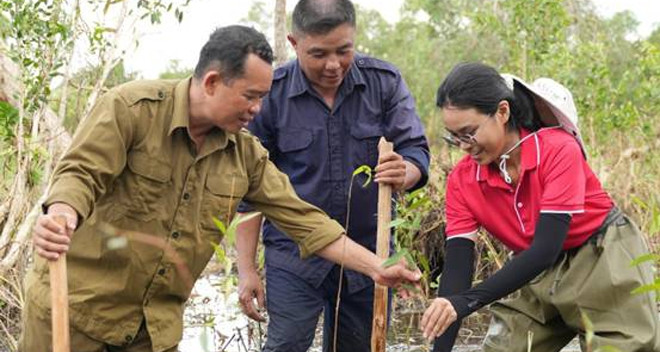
[391,188,435,290]
[0,101,17,143]
[158,59,191,79]
[52,60,137,131]
[210,212,262,294]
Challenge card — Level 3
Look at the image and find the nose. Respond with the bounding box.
[248,99,262,115]
[325,55,340,70]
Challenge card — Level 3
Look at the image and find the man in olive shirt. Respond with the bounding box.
[21,25,419,352]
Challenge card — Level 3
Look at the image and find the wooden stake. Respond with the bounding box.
[371,137,393,352]
[50,215,70,352]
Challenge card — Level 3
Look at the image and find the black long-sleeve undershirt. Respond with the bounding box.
[432,213,571,352]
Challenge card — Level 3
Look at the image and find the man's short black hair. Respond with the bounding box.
[194,25,273,82]
[292,0,356,36]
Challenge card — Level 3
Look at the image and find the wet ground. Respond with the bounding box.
[180,270,582,352]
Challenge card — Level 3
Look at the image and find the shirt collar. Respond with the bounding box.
[198,128,236,159]
[168,77,192,136]
[476,128,540,183]
[287,58,367,98]
[169,77,236,154]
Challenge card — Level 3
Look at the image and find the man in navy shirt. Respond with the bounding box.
[236,1,430,351]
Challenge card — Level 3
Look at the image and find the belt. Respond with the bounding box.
[550,206,625,295]
[563,206,624,257]
[586,205,625,246]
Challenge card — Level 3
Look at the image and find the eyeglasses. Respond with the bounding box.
[443,116,492,147]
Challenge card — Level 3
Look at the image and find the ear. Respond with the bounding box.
[496,100,511,125]
[201,70,222,96]
[287,34,298,50]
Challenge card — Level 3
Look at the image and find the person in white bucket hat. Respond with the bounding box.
[420,62,659,352]
[502,73,587,157]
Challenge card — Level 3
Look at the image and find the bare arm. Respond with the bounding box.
[316,235,420,287]
[235,213,266,321]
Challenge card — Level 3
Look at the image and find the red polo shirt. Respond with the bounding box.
[445,127,613,252]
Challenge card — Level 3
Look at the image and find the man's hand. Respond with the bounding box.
[374,151,407,191]
[420,297,457,342]
[371,259,421,288]
[33,203,77,261]
[237,269,266,322]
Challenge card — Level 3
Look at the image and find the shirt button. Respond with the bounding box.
[125,335,133,342]
[157,91,164,99]
[183,192,191,201]
[517,202,523,208]
[158,268,166,275]
[172,231,180,239]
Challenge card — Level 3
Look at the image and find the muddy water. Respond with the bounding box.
[180,272,580,352]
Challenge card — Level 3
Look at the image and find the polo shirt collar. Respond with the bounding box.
[287,59,366,98]
[476,128,540,183]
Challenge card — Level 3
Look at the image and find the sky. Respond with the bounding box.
[123,0,659,79]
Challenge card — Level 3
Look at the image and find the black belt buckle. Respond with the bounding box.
[592,206,623,253]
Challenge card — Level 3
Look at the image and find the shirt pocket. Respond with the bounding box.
[275,128,317,178]
[349,124,382,168]
[277,128,313,153]
[123,151,172,221]
[200,174,250,236]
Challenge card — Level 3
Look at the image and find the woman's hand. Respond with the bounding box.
[420,297,457,341]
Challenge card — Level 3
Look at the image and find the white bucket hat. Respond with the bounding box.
[501,74,586,157]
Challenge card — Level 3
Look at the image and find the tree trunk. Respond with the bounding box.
[274,0,287,66]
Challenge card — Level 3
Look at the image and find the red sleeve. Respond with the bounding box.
[445,169,479,238]
[540,140,585,213]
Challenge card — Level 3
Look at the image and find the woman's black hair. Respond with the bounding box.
[436,62,540,131]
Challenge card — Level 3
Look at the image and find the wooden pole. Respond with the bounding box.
[371,137,393,352]
[50,215,70,352]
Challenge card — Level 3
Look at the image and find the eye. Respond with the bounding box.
[243,94,259,102]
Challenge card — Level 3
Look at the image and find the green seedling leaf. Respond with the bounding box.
[580,310,595,345]
[382,250,407,268]
[389,218,406,229]
[418,254,430,274]
[631,278,660,295]
[630,253,660,267]
[595,346,623,352]
[403,251,419,271]
[352,165,372,187]
[210,241,226,263]
[381,249,419,272]
[213,217,226,235]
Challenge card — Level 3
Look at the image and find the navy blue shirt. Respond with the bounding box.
[242,54,429,293]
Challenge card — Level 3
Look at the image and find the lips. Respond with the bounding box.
[323,75,341,82]
[470,149,483,161]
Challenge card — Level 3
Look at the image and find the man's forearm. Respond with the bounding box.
[235,213,263,274]
[315,235,382,280]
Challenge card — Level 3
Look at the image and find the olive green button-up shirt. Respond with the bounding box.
[25,78,344,351]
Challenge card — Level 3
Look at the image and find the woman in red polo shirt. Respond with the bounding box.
[421,62,659,352]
